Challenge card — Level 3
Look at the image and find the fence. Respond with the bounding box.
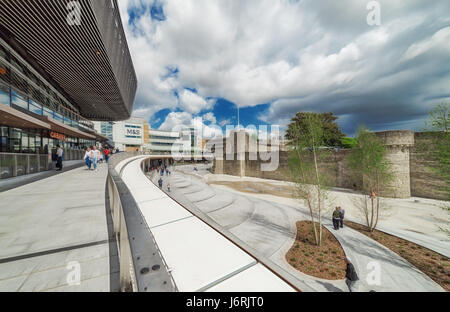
[0,150,85,179]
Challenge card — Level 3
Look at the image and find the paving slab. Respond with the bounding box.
[0,163,115,292]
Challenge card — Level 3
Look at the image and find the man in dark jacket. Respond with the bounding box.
[345,257,359,292]
[332,207,341,230]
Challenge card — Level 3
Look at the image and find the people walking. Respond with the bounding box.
[158,178,163,188]
[332,207,341,230]
[56,145,63,171]
[345,257,359,292]
[84,147,93,170]
[339,207,345,228]
[167,183,171,192]
[92,146,100,172]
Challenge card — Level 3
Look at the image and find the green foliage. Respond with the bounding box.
[424,103,450,237]
[287,113,333,246]
[285,112,345,147]
[424,103,450,198]
[347,126,393,231]
[340,137,358,149]
[347,126,392,193]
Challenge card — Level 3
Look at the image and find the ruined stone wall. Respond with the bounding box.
[410,132,448,200]
[211,130,447,200]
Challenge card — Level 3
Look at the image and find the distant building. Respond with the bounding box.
[144,129,183,154]
[143,127,208,156]
[94,117,149,152]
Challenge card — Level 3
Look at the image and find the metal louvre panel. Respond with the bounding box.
[0,0,137,121]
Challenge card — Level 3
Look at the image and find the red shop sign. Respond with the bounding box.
[50,131,66,141]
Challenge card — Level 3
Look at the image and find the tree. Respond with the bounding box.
[287,113,332,246]
[347,126,392,232]
[285,112,345,147]
[340,137,358,149]
[424,103,449,236]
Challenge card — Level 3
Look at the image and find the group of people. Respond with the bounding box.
[84,146,111,171]
[332,206,345,230]
[155,165,171,192]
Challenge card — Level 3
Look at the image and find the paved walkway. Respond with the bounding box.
[164,165,444,292]
[0,160,84,192]
[0,163,117,292]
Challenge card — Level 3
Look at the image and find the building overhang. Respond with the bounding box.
[0,0,137,121]
[0,104,51,130]
[37,116,96,140]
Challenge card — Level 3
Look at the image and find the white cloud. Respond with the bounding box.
[119,0,450,134]
[202,112,216,124]
[178,89,213,114]
[158,112,223,138]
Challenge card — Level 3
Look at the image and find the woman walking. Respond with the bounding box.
[92,146,100,172]
[84,147,93,170]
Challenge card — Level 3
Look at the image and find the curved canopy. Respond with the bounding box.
[0,0,137,121]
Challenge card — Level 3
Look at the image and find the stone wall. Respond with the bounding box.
[410,132,448,200]
[212,130,448,200]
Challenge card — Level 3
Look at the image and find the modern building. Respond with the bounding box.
[0,0,137,178]
[144,129,183,154]
[94,117,149,152]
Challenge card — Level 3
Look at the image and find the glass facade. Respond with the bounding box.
[0,126,95,154]
[100,122,113,141]
[0,41,97,156]
[0,40,95,132]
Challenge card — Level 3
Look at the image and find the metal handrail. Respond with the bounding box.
[107,152,176,292]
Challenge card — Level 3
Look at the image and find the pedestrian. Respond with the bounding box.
[104,148,110,163]
[344,257,359,292]
[167,183,171,192]
[332,207,341,230]
[56,145,63,171]
[92,146,100,172]
[84,147,92,170]
[158,178,163,188]
[339,206,345,228]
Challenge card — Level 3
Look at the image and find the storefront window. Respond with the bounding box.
[0,83,10,106]
[29,132,36,153]
[11,89,28,110]
[10,128,21,152]
[21,131,29,153]
[0,126,7,152]
[35,133,42,153]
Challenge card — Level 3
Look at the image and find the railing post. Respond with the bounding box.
[13,154,17,177]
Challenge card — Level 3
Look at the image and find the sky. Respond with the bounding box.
[117,0,450,137]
